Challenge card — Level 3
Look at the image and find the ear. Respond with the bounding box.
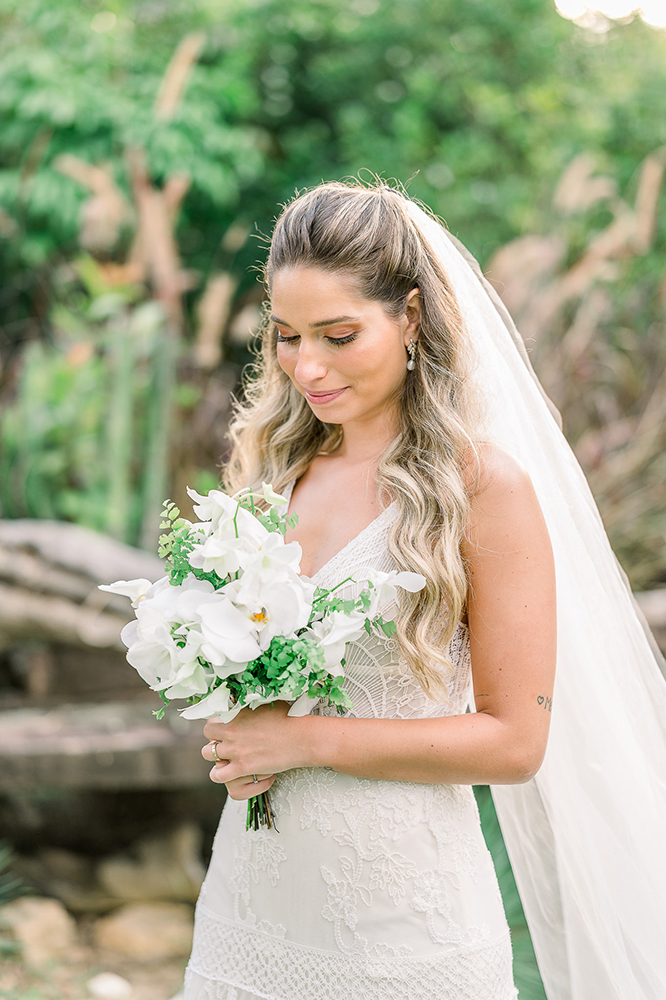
[404,287,421,344]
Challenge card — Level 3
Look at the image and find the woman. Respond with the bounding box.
[184,182,666,1000]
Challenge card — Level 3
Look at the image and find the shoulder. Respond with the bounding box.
[462,442,533,505]
[460,443,548,555]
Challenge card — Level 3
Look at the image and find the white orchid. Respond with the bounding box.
[120,609,210,699]
[236,532,303,584]
[227,573,314,651]
[117,578,222,698]
[187,529,247,578]
[186,487,269,546]
[186,486,237,525]
[198,595,263,670]
[359,569,427,616]
[304,609,368,673]
[258,483,288,507]
[179,682,242,721]
[99,577,155,607]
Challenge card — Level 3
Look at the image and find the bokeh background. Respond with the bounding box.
[1,1,665,998]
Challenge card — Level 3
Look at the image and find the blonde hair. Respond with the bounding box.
[225,180,481,698]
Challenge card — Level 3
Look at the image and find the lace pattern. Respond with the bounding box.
[185,914,516,1000]
[184,502,517,1000]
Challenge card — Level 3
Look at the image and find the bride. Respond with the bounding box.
[183,181,666,1000]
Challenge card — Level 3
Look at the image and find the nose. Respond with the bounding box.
[293,340,327,385]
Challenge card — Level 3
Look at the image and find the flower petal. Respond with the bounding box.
[99,578,154,605]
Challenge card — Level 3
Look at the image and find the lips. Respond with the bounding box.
[303,387,348,405]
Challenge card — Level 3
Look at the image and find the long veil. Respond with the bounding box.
[406,200,666,1000]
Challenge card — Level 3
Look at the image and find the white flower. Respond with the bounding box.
[237,531,303,583]
[359,569,426,615]
[304,609,368,673]
[120,610,210,700]
[99,578,155,607]
[187,530,246,577]
[287,692,321,717]
[187,487,269,545]
[179,683,242,721]
[260,483,288,507]
[227,573,314,651]
[186,486,236,524]
[198,595,263,671]
[119,578,221,698]
[139,576,219,622]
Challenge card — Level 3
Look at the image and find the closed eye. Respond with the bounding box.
[275,329,358,347]
[327,333,357,346]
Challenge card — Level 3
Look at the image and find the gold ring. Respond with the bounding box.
[210,741,221,762]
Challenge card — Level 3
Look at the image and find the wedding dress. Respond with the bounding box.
[183,497,518,1000]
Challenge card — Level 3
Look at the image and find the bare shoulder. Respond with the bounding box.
[461,443,548,555]
[462,442,533,504]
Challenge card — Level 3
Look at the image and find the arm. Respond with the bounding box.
[204,447,556,795]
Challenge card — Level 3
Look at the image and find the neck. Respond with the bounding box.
[334,406,399,465]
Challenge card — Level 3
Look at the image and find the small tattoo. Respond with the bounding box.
[537,695,552,712]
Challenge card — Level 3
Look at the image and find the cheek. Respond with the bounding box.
[353,338,405,387]
[276,346,294,375]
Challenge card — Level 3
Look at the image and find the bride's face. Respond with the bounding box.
[271,266,419,429]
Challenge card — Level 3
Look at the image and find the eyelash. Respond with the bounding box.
[275,331,357,347]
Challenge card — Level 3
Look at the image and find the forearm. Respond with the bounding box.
[298,710,542,786]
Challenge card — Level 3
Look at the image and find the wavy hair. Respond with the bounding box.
[224,181,482,698]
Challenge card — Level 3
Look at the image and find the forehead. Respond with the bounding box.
[271,266,364,306]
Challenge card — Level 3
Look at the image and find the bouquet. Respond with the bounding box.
[101,484,425,829]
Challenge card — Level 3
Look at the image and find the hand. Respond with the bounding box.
[200,702,311,793]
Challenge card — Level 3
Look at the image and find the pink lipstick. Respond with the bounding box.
[303,387,348,405]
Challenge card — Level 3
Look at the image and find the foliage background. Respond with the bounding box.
[1,0,665,573]
[1,2,665,995]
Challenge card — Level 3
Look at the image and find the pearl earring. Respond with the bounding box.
[406,340,417,371]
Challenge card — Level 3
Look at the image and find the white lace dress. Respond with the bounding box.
[184,503,517,1000]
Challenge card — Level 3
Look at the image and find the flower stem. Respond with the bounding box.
[245,791,276,831]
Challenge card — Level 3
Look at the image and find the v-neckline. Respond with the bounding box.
[308,503,396,581]
[283,479,396,581]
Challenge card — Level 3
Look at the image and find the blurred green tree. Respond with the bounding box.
[2,0,666,336]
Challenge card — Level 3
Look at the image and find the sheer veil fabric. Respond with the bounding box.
[405,201,666,1000]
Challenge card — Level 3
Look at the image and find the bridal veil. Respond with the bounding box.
[405,199,666,1000]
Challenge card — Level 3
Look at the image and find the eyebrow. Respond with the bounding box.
[270,314,360,329]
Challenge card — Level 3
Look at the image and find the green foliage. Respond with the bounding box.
[205,631,353,713]
[0,262,174,545]
[2,0,666,585]
[158,500,204,583]
[2,0,666,306]
[475,786,546,999]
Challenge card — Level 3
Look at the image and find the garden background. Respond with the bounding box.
[1,1,665,998]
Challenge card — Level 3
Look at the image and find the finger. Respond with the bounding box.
[209,765,270,787]
[209,766,274,789]
[201,741,228,763]
[202,718,225,741]
[225,773,274,789]
[221,774,277,799]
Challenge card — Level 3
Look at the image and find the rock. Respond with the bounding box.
[13,848,118,915]
[87,971,134,999]
[0,896,78,966]
[97,823,204,904]
[93,902,194,960]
